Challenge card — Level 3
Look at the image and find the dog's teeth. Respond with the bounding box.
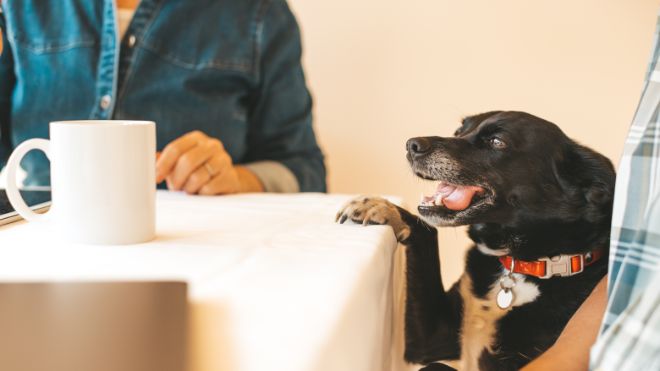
[420,194,436,206]
[434,194,443,206]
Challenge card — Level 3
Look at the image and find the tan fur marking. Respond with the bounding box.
[455,270,540,370]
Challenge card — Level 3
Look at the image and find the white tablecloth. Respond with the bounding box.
[0,192,405,371]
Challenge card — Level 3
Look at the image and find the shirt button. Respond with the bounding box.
[100,95,112,110]
[127,35,136,48]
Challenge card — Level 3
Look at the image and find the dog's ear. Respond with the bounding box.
[552,143,616,224]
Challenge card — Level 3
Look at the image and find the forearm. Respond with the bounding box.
[279,154,326,192]
[522,276,608,371]
[248,1,326,193]
[241,161,299,193]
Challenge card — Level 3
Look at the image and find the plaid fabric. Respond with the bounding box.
[589,14,660,371]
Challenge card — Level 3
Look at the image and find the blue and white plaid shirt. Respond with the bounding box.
[590,14,660,371]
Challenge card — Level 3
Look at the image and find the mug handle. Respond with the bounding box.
[5,138,51,222]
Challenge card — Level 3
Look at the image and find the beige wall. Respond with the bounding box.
[289,0,660,284]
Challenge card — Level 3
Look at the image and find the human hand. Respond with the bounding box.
[156,131,264,195]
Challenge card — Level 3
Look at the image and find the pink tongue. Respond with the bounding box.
[442,185,484,211]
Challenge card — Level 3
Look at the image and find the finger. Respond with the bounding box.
[182,166,212,195]
[198,171,234,195]
[198,154,235,195]
[206,147,231,175]
[156,131,207,183]
[169,139,222,190]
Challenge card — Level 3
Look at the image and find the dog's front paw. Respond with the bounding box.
[335,196,411,242]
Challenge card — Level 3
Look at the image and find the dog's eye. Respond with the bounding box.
[489,137,507,149]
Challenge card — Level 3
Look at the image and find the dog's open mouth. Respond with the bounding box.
[420,182,486,211]
[411,162,495,224]
[418,181,493,223]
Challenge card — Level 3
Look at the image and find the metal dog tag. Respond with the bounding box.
[497,258,517,309]
[497,288,514,309]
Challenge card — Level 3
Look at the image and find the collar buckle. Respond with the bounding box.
[537,254,584,279]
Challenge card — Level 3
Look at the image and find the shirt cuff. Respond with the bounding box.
[242,160,300,193]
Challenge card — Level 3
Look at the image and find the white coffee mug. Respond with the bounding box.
[5,120,156,245]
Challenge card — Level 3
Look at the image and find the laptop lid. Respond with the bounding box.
[0,281,187,371]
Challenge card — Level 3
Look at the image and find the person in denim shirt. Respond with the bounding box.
[0,0,326,194]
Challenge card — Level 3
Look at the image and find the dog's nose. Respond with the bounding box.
[407,137,433,157]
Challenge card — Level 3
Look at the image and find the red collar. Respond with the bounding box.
[498,248,605,279]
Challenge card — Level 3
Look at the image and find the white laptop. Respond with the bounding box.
[0,187,51,226]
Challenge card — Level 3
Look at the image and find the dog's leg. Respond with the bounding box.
[476,349,531,371]
[337,197,462,364]
[418,363,457,371]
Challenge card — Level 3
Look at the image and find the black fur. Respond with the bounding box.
[395,112,613,369]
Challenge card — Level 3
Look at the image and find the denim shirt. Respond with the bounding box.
[0,0,326,192]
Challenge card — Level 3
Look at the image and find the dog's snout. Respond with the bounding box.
[407,137,433,158]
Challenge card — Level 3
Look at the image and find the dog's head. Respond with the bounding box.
[408,111,615,232]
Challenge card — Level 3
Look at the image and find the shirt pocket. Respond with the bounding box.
[138,3,255,74]
[3,1,98,54]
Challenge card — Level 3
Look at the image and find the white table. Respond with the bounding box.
[0,192,408,371]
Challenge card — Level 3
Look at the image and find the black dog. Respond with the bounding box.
[336,111,615,370]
